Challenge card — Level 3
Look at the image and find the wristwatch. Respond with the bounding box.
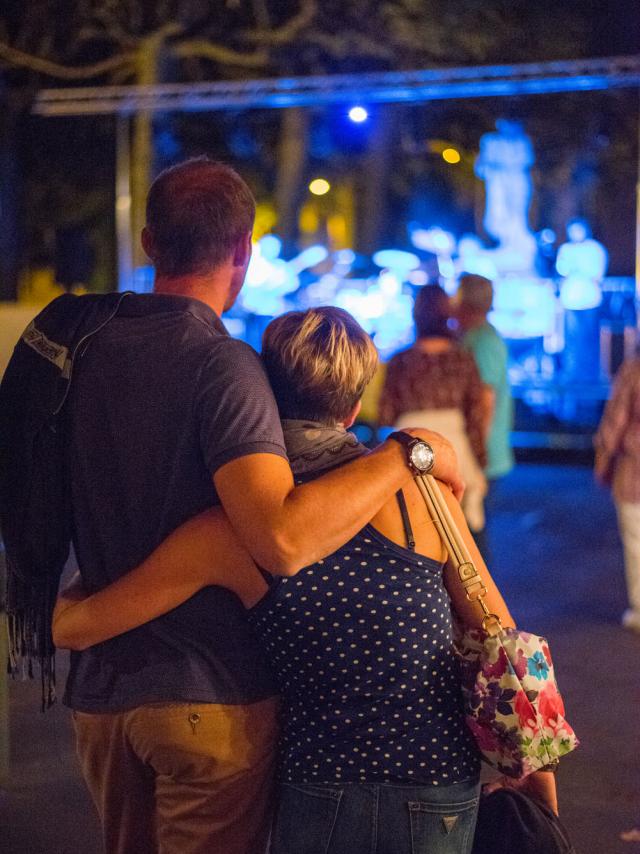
[387,430,435,475]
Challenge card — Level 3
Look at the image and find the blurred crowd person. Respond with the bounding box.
[378,285,488,544]
[378,274,516,560]
[594,344,640,634]
[453,274,514,484]
[453,274,515,555]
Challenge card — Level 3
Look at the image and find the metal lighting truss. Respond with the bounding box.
[32,54,640,116]
[30,53,640,298]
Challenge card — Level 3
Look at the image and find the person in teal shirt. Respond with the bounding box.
[452,274,514,560]
[454,274,514,481]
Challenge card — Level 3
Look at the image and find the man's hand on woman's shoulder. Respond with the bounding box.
[396,428,465,501]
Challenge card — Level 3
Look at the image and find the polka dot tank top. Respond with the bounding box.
[248,522,480,786]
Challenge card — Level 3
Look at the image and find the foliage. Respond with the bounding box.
[0,0,634,287]
[0,0,594,82]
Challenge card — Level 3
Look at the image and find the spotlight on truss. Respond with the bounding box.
[348,106,369,123]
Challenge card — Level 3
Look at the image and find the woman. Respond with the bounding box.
[378,285,489,542]
[54,307,553,853]
[595,348,640,843]
[594,347,640,634]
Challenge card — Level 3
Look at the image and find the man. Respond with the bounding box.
[63,158,462,854]
[454,273,514,557]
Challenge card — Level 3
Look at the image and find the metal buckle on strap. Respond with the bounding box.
[464,579,488,602]
[481,613,503,636]
[457,561,477,582]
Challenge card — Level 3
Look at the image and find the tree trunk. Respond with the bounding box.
[357,104,394,255]
[131,112,153,271]
[0,101,22,300]
[130,36,167,271]
[274,107,310,255]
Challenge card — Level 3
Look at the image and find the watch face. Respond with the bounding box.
[410,441,434,472]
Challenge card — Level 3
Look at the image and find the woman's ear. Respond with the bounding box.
[342,400,362,429]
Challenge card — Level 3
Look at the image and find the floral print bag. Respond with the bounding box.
[416,475,579,778]
[454,624,578,777]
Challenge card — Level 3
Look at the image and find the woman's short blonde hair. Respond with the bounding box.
[262,307,379,424]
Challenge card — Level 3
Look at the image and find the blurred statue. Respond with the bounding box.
[455,234,498,281]
[475,120,537,273]
[239,235,328,316]
[556,218,608,311]
[556,218,608,382]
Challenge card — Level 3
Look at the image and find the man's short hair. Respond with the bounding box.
[457,273,494,315]
[261,307,379,425]
[145,158,255,277]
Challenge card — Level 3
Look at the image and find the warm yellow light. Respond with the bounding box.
[309,178,331,195]
[442,148,461,164]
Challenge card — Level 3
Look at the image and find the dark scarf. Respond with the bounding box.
[282,420,367,479]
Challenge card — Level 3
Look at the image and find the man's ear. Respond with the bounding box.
[342,400,362,429]
[233,231,252,268]
[141,227,155,262]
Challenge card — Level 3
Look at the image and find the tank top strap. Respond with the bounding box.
[395,489,415,552]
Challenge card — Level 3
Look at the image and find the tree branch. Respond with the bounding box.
[173,39,268,68]
[92,6,138,49]
[0,41,133,79]
[305,29,393,61]
[251,0,272,31]
[243,0,317,46]
[144,21,184,44]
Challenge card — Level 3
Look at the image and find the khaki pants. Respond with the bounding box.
[73,697,279,854]
[616,500,640,614]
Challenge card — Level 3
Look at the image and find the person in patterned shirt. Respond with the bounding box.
[378,285,488,543]
[594,348,640,633]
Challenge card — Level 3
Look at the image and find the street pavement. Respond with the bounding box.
[2,462,639,853]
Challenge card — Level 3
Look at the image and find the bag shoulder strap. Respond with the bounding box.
[415,474,502,635]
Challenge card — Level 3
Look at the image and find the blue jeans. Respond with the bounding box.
[270,779,481,854]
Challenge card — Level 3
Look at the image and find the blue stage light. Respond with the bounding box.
[348,106,368,123]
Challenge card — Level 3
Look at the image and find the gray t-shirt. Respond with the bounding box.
[63,293,286,712]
